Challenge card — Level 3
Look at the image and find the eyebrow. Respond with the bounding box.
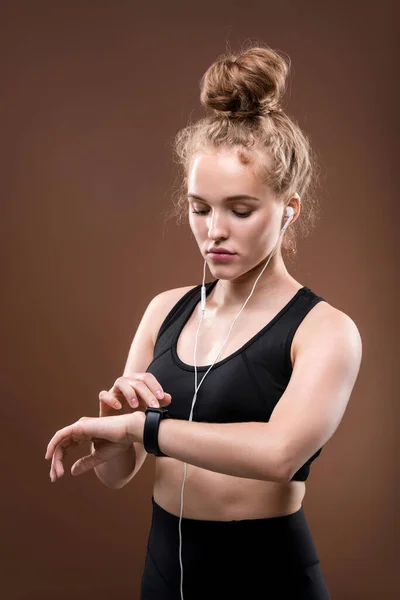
[187,194,260,203]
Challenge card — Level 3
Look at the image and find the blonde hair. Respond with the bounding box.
[165,40,322,259]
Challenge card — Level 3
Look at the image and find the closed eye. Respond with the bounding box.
[191,209,251,219]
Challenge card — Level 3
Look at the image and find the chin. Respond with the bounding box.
[207,262,244,279]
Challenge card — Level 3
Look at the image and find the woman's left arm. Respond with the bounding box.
[130,308,362,483]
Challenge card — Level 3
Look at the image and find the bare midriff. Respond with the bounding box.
[153,459,306,520]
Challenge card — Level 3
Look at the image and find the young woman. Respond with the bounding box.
[45,42,362,599]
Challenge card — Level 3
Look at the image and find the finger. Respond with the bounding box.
[50,452,57,482]
[114,378,141,408]
[126,379,160,408]
[99,390,122,410]
[50,444,65,481]
[50,437,78,481]
[52,445,65,480]
[159,392,172,407]
[127,373,166,404]
[71,452,104,476]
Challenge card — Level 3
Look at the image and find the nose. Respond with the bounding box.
[206,209,228,240]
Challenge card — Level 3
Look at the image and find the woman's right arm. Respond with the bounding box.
[93,292,165,489]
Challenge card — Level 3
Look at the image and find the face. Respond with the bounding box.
[187,148,290,280]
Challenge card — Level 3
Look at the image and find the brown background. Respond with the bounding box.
[0,1,397,598]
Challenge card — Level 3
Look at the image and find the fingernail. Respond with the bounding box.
[156,391,164,400]
[150,401,159,407]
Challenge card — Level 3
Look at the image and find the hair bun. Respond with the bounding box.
[200,44,289,119]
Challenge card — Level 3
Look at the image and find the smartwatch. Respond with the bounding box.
[143,407,170,457]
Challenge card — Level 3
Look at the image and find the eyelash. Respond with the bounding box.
[191,209,251,219]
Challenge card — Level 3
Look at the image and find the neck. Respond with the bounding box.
[207,252,297,310]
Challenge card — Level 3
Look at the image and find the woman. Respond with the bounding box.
[45,42,362,599]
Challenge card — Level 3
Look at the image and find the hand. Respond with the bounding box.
[45,411,145,482]
[98,374,172,417]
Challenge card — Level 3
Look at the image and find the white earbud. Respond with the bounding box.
[285,206,294,218]
[281,205,294,234]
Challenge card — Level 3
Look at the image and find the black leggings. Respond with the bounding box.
[140,496,330,599]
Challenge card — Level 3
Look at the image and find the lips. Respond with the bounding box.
[207,248,235,254]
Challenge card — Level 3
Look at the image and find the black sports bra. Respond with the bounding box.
[146,279,326,481]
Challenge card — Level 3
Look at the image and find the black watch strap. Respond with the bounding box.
[143,407,169,457]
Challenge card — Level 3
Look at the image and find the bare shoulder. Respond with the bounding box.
[150,284,198,345]
[292,299,362,364]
